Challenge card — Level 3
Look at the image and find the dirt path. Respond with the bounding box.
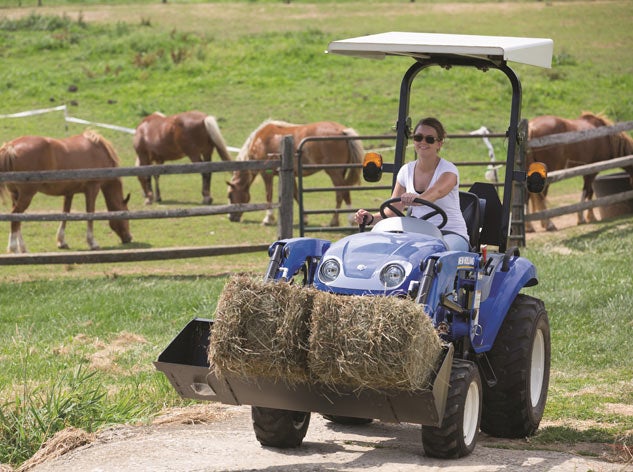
[25,404,630,472]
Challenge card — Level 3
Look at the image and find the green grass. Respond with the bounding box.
[0,1,632,467]
[519,218,633,457]
[1,216,632,468]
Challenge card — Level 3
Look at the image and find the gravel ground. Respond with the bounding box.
[28,405,631,472]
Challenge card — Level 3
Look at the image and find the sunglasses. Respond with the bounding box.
[412,134,440,144]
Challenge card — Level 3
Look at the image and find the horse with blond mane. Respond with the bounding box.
[227,120,364,226]
[133,111,232,205]
[0,131,133,253]
[526,112,633,231]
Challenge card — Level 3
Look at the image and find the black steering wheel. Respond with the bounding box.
[379,197,448,229]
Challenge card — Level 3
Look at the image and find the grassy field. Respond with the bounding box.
[1,0,632,468]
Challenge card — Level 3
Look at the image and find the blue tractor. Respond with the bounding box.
[156,32,553,458]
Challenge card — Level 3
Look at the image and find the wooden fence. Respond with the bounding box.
[293,122,633,241]
[0,136,296,265]
[524,121,633,224]
[2,122,632,265]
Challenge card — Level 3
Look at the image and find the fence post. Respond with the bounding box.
[278,135,294,239]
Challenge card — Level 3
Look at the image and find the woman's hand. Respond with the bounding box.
[354,209,374,225]
[400,192,421,206]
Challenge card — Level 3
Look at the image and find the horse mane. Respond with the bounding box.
[82,130,120,166]
[580,111,613,127]
[579,112,633,155]
[236,119,297,161]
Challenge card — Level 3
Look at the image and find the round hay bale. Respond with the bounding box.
[208,275,315,385]
[308,292,442,392]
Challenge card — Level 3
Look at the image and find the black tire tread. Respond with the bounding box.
[480,293,550,438]
[251,407,310,448]
[422,359,482,459]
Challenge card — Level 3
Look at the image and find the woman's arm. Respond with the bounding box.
[353,182,407,225]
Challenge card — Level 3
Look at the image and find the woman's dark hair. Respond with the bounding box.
[414,117,446,140]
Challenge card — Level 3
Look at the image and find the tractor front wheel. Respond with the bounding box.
[251,407,310,448]
[481,294,550,438]
[422,359,482,458]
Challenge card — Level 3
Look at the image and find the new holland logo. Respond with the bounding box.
[357,264,367,271]
[457,256,475,269]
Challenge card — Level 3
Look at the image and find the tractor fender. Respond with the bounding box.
[425,251,479,311]
[268,237,331,280]
[472,256,538,353]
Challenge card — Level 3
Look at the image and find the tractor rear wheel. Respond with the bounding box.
[422,359,482,458]
[251,407,310,448]
[481,294,550,438]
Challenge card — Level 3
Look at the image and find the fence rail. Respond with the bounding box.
[528,121,633,149]
[0,149,294,265]
[2,121,632,264]
[0,244,271,265]
[524,154,633,223]
[0,160,277,183]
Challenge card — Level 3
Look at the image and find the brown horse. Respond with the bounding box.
[0,131,133,253]
[133,111,232,205]
[526,112,633,231]
[227,120,364,226]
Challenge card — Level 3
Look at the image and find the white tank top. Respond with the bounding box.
[396,159,469,241]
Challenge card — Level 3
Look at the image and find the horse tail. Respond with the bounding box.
[83,130,121,167]
[0,142,17,201]
[342,127,363,186]
[204,116,232,161]
[0,142,16,172]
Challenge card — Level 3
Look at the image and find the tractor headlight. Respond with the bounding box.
[319,258,341,283]
[380,263,406,288]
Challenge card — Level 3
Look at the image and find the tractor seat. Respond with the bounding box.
[459,191,486,251]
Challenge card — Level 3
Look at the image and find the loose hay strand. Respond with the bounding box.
[17,427,93,472]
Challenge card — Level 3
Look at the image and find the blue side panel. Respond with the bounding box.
[473,257,538,352]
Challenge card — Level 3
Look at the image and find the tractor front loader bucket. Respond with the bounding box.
[155,318,453,426]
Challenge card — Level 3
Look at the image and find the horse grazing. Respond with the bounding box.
[133,111,232,205]
[227,120,365,226]
[0,131,133,253]
[526,112,633,232]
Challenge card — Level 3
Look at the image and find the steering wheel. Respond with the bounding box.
[379,197,448,229]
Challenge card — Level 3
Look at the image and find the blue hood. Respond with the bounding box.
[313,231,447,295]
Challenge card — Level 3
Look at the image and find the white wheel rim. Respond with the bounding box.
[463,380,480,446]
[530,329,545,407]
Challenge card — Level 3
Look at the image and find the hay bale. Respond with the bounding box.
[208,275,315,384]
[308,292,442,391]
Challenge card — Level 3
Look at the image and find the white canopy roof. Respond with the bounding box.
[327,32,553,68]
